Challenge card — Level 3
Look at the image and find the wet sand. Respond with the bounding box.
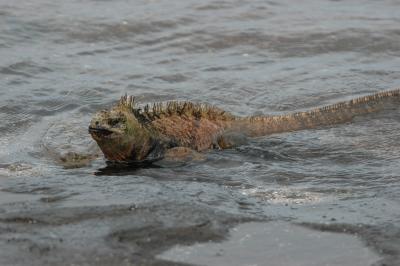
[159,221,379,266]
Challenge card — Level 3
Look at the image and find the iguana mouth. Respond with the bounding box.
[88,126,113,137]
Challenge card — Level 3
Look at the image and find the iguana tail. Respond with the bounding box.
[235,88,400,137]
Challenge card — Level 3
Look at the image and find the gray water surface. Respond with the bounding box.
[1,0,400,265]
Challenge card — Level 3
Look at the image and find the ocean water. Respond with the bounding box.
[0,0,400,265]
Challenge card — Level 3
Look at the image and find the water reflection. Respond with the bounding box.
[94,161,161,176]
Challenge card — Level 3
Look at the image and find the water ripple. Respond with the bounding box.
[0,61,52,78]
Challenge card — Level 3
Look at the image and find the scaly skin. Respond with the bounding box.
[89,88,400,163]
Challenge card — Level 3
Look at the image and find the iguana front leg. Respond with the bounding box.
[160,132,249,164]
[58,152,100,169]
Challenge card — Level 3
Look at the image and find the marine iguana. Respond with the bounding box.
[89,88,400,163]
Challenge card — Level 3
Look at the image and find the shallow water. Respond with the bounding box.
[1,0,400,265]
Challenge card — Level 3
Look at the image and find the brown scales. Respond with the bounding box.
[117,95,237,151]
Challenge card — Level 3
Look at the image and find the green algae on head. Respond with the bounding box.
[89,95,165,163]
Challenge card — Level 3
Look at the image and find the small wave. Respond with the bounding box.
[241,187,329,204]
[170,29,400,56]
[0,104,34,134]
[153,73,189,83]
[67,18,194,43]
[195,2,234,11]
[236,144,295,161]
[0,162,44,178]
[40,112,101,169]
[0,61,52,78]
[76,48,111,56]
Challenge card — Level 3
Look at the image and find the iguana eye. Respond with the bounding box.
[108,118,120,126]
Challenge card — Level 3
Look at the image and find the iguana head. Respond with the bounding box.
[89,95,160,162]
